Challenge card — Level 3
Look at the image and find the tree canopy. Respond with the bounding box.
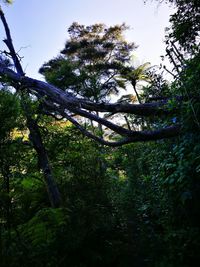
[40,23,136,102]
[0,1,200,266]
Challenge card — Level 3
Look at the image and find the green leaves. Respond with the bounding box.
[40,23,136,102]
[0,90,20,141]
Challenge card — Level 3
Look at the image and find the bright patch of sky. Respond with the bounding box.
[0,0,175,79]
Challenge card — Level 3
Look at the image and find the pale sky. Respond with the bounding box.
[0,0,175,79]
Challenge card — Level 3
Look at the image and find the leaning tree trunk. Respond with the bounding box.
[0,8,61,208]
[26,114,61,207]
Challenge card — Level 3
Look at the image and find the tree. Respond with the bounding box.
[119,62,151,104]
[0,9,61,208]
[40,23,136,103]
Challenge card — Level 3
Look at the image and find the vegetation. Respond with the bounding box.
[0,0,200,266]
[40,23,136,102]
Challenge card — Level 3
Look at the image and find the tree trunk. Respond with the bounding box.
[0,10,61,208]
[27,116,61,208]
[132,82,142,104]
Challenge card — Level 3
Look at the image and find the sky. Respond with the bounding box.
[0,0,175,80]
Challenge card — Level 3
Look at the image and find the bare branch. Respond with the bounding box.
[0,63,181,143]
[0,65,174,117]
[0,8,24,75]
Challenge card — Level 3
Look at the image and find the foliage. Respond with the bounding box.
[0,1,200,267]
[40,23,136,102]
[167,0,200,53]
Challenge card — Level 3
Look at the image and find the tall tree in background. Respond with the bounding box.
[40,23,136,103]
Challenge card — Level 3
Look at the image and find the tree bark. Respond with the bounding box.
[27,116,61,207]
[0,8,61,208]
